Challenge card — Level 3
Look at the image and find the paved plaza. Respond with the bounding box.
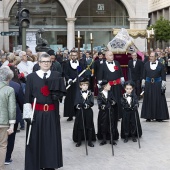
[5,76,170,170]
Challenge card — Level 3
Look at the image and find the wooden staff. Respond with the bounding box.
[27,98,37,145]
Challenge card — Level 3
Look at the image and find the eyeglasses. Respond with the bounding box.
[40,61,51,64]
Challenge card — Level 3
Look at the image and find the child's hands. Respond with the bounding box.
[84,103,90,109]
[76,104,83,109]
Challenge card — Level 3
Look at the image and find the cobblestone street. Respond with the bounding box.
[5,76,170,170]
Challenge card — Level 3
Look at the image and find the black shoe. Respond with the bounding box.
[67,117,73,121]
[146,119,151,122]
[4,159,13,165]
[16,130,20,133]
[124,138,128,143]
[110,140,117,145]
[88,142,94,147]
[100,140,107,146]
[156,119,162,122]
[20,127,25,130]
[75,142,81,147]
[132,137,137,142]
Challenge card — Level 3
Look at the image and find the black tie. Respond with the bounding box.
[43,73,47,80]
[127,94,132,97]
[152,62,156,64]
[72,60,77,63]
[82,90,87,93]
[108,61,113,64]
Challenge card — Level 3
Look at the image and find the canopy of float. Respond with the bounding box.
[107,28,138,54]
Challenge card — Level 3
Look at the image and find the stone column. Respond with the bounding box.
[65,18,76,51]
[129,18,150,52]
[3,18,10,52]
[0,18,10,52]
[0,18,4,50]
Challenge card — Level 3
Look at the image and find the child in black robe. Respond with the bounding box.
[121,81,142,143]
[73,78,96,147]
[97,80,118,145]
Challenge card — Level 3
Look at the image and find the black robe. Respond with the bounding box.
[97,91,119,140]
[73,91,96,142]
[120,93,142,138]
[64,60,85,117]
[25,71,66,170]
[98,61,124,119]
[141,62,169,120]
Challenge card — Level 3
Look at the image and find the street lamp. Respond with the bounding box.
[146,28,155,55]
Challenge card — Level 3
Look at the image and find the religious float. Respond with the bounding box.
[107,28,146,80]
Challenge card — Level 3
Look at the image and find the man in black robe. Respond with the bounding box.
[128,52,144,100]
[64,51,85,121]
[24,53,66,170]
[141,52,169,122]
[98,51,125,121]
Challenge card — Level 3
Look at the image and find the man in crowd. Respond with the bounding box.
[17,51,34,78]
[128,52,144,100]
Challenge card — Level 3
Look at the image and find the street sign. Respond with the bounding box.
[0,31,19,36]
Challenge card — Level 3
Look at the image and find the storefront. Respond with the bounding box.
[0,0,149,52]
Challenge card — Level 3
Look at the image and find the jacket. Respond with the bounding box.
[9,81,24,123]
[0,81,16,125]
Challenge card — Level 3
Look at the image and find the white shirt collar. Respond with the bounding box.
[70,60,79,69]
[81,90,89,100]
[36,69,51,79]
[124,93,132,105]
[102,90,108,98]
[106,60,115,72]
[150,60,158,70]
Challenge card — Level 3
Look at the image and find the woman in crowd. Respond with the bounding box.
[0,66,16,170]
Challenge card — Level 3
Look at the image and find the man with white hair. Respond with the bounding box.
[17,51,34,78]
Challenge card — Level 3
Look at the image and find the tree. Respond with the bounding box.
[150,16,170,47]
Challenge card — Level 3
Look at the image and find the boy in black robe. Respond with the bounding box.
[97,80,117,145]
[121,81,142,143]
[73,78,96,147]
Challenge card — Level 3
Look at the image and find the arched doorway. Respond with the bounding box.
[75,0,129,50]
[9,0,67,52]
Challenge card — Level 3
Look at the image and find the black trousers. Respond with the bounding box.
[133,80,141,97]
[123,111,136,136]
[5,123,18,161]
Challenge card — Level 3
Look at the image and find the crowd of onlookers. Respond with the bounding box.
[0,46,170,169]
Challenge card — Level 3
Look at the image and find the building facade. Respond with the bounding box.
[148,0,170,48]
[0,0,149,52]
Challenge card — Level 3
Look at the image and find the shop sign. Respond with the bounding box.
[96,4,105,14]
